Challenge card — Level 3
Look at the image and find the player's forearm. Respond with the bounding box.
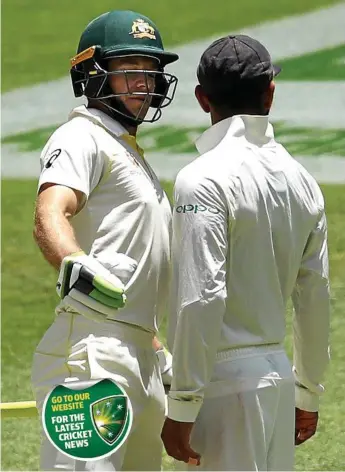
[34,206,82,270]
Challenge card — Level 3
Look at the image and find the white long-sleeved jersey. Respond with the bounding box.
[38,105,172,333]
[167,115,330,422]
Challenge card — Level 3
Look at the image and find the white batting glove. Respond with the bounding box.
[57,252,137,321]
[156,347,173,388]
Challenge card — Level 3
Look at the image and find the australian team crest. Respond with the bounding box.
[91,395,128,445]
[130,18,156,40]
[42,379,133,460]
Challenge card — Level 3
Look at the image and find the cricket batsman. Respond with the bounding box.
[31,10,178,471]
[162,34,331,470]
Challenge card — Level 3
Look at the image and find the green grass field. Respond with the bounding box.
[2,0,345,470]
[2,0,340,92]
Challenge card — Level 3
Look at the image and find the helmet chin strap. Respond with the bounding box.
[99,96,145,128]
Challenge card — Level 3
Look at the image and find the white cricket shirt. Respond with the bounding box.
[167,115,330,421]
[38,105,172,332]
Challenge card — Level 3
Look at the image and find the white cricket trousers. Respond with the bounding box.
[178,347,295,471]
[31,312,166,471]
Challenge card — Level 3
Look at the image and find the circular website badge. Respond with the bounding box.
[42,378,133,461]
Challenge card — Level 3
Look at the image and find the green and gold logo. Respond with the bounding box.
[130,18,156,40]
[42,379,132,461]
[91,396,127,445]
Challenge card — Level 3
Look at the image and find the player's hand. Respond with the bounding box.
[56,252,135,321]
[161,418,201,465]
[156,346,173,391]
[295,408,319,445]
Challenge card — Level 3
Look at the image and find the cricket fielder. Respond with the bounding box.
[162,35,331,470]
[31,10,178,471]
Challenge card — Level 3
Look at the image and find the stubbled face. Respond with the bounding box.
[107,56,159,119]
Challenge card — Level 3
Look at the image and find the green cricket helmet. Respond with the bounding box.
[70,10,179,124]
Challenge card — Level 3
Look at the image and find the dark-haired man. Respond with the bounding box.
[162,35,330,471]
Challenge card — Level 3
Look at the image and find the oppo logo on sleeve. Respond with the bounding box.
[175,204,220,214]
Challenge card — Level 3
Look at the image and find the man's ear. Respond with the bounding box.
[264,81,275,112]
[195,84,211,113]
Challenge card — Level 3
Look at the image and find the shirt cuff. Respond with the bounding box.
[295,385,320,411]
[38,175,89,199]
[167,396,203,422]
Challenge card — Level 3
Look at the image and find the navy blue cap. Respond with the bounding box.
[197,34,281,94]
